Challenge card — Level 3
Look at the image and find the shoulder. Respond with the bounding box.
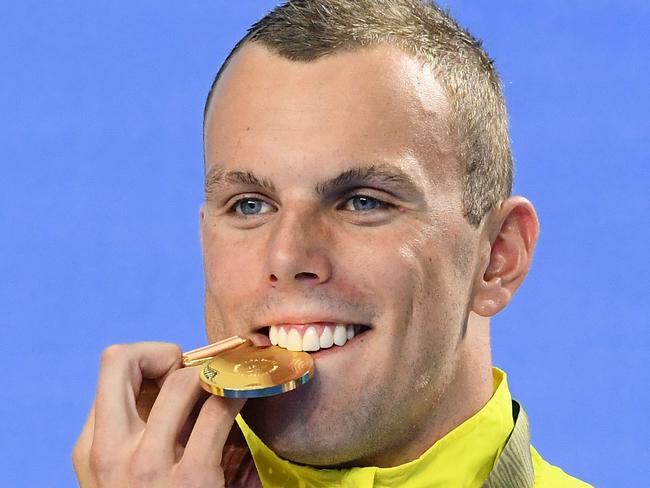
[530,445,594,488]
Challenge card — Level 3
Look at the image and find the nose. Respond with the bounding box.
[265,209,332,288]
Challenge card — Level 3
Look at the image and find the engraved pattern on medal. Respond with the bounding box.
[203,364,220,381]
[234,358,279,376]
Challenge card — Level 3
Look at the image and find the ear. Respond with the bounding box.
[472,196,539,317]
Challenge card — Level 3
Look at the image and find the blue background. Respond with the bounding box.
[1,1,648,486]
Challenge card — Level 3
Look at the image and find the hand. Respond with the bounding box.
[73,342,246,487]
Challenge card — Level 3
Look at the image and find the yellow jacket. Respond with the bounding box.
[235,368,592,487]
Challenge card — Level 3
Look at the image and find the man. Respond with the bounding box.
[73,1,592,486]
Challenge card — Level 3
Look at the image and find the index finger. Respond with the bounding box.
[93,342,182,447]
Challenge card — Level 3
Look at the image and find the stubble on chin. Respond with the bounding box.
[239,366,391,467]
[239,345,452,468]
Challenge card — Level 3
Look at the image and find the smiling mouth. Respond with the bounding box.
[259,323,371,353]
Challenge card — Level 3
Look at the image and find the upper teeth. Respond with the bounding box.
[269,324,357,352]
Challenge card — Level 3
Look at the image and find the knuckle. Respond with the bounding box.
[71,440,85,469]
[175,463,223,488]
[88,442,115,475]
[100,344,126,367]
[173,466,199,487]
[128,446,163,482]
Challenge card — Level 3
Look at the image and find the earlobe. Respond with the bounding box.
[473,278,510,317]
[472,197,539,317]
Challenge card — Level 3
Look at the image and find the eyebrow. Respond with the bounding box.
[204,164,424,202]
[205,167,277,198]
[315,165,423,200]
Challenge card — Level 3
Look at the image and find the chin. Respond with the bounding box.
[241,385,370,467]
[239,378,387,467]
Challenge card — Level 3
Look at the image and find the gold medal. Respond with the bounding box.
[182,336,314,398]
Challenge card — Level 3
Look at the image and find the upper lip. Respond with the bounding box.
[254,316,371,331]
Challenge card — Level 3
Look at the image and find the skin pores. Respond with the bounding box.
[201,43,493,467]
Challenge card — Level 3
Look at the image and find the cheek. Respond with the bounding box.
[203,229,265,298]
[337,228,421,296]
[335,226,437,334]
[382,222,468,343]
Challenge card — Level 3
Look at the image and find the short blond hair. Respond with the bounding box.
[206,0,513,226]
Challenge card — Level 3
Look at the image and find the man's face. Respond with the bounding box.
[202,44,483,466]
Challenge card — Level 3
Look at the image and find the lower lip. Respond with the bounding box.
[248,332,273,347]
[249,328,371,357]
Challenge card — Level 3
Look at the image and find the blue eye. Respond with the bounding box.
[345,195,382,212]
[234,198,273,215]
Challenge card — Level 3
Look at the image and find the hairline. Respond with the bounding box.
[204,39,455,131]
[203,27,511,227]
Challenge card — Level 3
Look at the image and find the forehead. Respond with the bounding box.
[204,43,459,187]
